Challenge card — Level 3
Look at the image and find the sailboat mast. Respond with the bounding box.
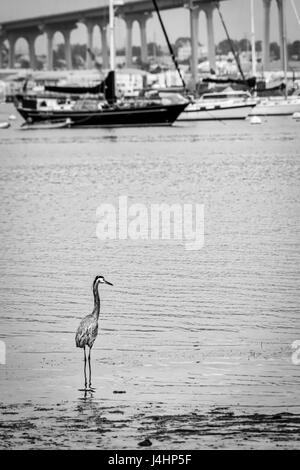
[152,0,186,89]
[216,3,246,82]
[282,0,288,98]
[109,0,115,71]
[250,0,256,76]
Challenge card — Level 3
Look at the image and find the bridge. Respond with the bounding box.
[0,0,286,77]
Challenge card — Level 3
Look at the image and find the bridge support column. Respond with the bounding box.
[0,28,5,69]
[27,33,37,70]
[46,29,54,70]
[125,16,134,67]
[0,41,4,69]
[276,0,285,70]
[86,22,94,69]
[189,4,200,88]
[138,13,151,64]
[7,34,17,69]
[63,29,72,70]
[262,0,272,71]
[204,3,216,72]
[99,22,109,69]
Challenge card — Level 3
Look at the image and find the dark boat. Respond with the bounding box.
[14,79,188,128]
[16,103,187,127]
[14,0,188,128]
[15,101,187,127]
[14,68,187,128]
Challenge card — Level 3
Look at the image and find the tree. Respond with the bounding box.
[53,43,66,68]
[116,47,125,56]
[291,40,300,59]
[173,37,190,57]
[147,42,162,57]
[17,55,30,68]
[71,44,86,68]
[217,39,239,55]
[255,40,262,52]
[270,41,280,60]
[132,45,141,57]
[0,45,8,67]
[238,38,251,52]
[52,43,89,69]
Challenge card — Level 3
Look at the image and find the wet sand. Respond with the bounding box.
[1,400,300,449]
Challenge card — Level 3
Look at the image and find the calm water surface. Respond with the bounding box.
[0,104,299,449]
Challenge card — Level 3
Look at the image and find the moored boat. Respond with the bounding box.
[249,96,300,116]
[0,122,11,129]
[178,90,256,121]
[20,118,73,130]
[249,1,300,117]
[14,88,187,128]
[13,0,188,128]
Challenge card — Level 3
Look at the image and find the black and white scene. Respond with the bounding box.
[0,0,300,452]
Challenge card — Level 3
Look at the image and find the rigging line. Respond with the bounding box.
[202,111,228,125]
[214,2,246,82]
[290,0,300,27]
[151,0,186,89]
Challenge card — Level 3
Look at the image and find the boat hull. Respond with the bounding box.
[20,119,72,130]
[249,100,300,116]
[178,103,255,121]
[16,103,187,127]
[0,122,10,129]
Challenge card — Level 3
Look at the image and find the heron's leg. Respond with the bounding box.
[84,346,88,389]
[88,347,92,389]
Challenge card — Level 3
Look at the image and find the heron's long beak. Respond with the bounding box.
[105,280,113,286]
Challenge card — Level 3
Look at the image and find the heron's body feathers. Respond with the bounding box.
[75,314,98,349]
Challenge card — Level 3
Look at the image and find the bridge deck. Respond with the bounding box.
[0,0,225,30]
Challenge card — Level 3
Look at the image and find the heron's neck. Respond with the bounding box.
[93,284,100,318]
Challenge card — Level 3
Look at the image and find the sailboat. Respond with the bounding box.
[250,0,300,116]
[14,0,188,128]
[178,2,257,121]
[178,89,256,121]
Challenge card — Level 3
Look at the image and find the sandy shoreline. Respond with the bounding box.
[1,399,299,449]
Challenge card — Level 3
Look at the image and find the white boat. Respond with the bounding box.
[249,96,300,116]
[178,90,256,121]
[20,118,73,130]
[0,122,11,129]
[249,1,300,117]
[249,115,262,125]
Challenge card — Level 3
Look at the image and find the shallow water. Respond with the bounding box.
[0,103,299,449]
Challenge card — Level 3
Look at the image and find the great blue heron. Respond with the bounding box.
[75,275,113,390]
